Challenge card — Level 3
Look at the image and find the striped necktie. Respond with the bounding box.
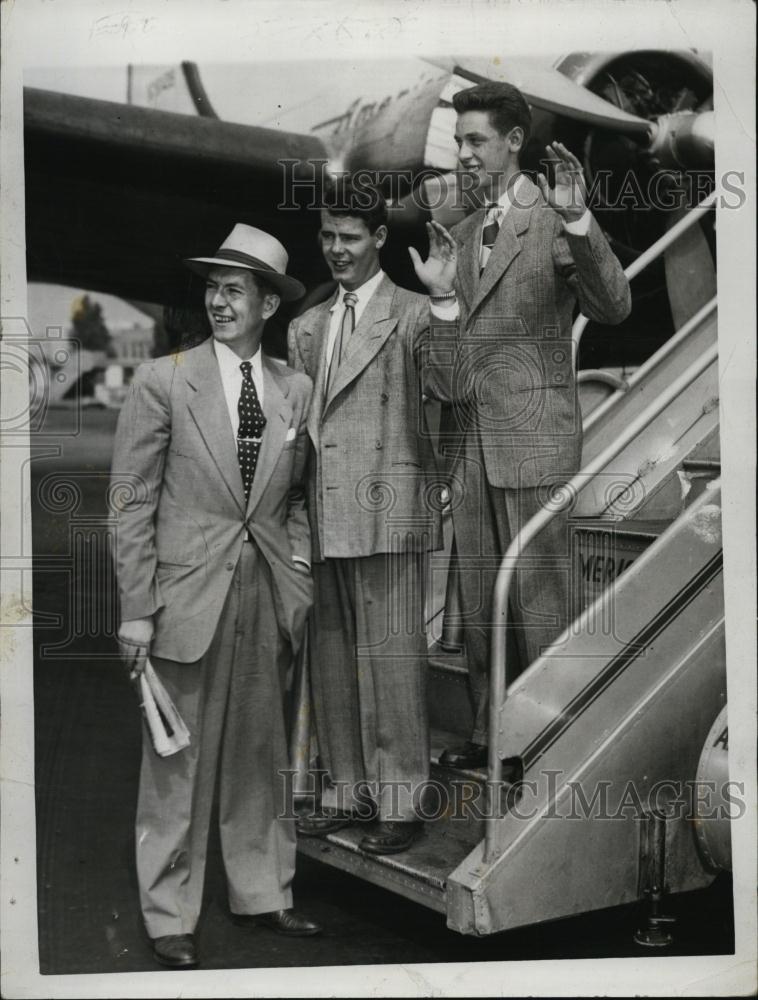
[327,291,358,395]
[237,361,266,503]
[479,204,503,274]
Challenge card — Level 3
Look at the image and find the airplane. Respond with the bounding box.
[21,50,731,946]
[23,50,715,367]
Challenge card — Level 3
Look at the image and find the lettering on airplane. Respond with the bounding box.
[147,69,177,104]
[713,726,728,751]
[312,77,437,138]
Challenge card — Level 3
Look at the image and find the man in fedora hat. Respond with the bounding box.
[111,224,321,969]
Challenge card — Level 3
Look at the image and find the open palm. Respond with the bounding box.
[537,142,587,222]
[408,221,458,296]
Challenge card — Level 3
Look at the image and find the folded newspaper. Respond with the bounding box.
[133,658,191,757]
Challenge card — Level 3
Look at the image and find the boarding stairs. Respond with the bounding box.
[296,194,725,935]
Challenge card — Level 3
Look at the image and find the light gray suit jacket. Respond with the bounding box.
[425,176,631,488]
[288,276,442,561]
[110,337,314,662]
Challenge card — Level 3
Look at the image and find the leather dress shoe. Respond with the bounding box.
[296,810,354,837]
[359,820,423,855]
[235,908,322,936]
[151,933,198,968]
[439,740,488,769]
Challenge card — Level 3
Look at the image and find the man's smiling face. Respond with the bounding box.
[204,266,278,357]
[455,110,517,198]
[319,212,385,291]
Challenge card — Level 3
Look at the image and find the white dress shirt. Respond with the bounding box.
[326,268,386,373]
[214,339,309,568]
[213,339,264,438]
[431,174,591,320]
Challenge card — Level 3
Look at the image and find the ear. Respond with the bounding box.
[508,126,525,154]
[263,293,281,319]
[374,224,388,250]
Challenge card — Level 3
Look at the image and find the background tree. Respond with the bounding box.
[69,294,116,357]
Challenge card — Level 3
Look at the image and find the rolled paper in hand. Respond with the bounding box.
[136,659,191,757]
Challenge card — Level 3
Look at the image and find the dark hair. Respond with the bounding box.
[322,178,388,234]
[452,82,532,145]
[247,271,277,299]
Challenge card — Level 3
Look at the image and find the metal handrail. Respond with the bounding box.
[583,295,717,433]
[484,339,719,861]
[572,189,718,349]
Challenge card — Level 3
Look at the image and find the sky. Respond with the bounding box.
[24,58,448,131]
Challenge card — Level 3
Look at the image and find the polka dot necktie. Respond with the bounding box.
[237,361,266,503]
[479,204,503,274]
[327,291,358,396]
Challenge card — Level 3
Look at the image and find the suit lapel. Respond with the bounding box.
[246,355,292,515]
[467,176,539,319]
[300,296,335,446]
[184,339,245,514]
[324,276,398,411]
[454,211,482,310]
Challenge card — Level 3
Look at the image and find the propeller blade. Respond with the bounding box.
[663,206,717,331]
[444,56,653,136]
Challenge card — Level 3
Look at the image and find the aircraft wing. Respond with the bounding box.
[24,87,331,305]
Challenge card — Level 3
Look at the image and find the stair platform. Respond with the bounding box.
[295,729,500,914]
[296,814,472,914]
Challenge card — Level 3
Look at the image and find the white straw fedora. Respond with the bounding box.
[185,224,305,301]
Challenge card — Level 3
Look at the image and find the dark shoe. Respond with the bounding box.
[439,741,488,769]
[296,809,354,837]
[151,933,197,968]
[359,820,424,856]
[236,908,322,937]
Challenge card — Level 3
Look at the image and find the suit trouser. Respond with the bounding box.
[451,452,572,746]
[135,540,296,938]
[310,552,429,821]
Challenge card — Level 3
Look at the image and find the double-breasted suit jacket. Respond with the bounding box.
[287,274,441,821]
[288,275,442,560]
[112,337,314,660]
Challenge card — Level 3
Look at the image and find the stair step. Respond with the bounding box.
[430,728,486,842]
[296,815,474,914]
[427,649,474,736]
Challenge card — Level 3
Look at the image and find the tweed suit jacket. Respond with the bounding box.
[288,275,442,561]
[110,337,314,662]
[425,176,631,489]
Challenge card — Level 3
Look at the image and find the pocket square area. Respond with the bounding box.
[286,427,297,441]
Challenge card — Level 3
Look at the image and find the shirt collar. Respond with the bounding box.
[492,173,526,215]
[213,339,263,381]
[330,269,385,313]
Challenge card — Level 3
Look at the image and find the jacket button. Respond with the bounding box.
[375,440,383,449]
[225,561,234,570]
[380,392,389,403]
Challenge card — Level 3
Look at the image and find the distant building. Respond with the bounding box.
[36,322,154,409]
[110,321,154,369]
[27,285,155,409]
[98,321,155,405]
